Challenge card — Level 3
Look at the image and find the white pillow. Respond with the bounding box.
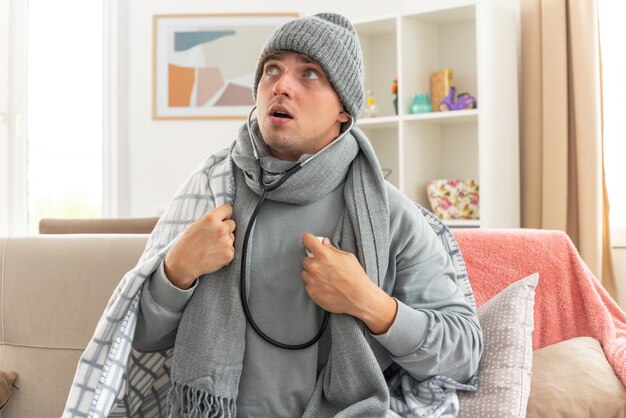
[527,336,626,418]
[458,273,539,417]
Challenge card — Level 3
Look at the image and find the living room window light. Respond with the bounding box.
[598,0,626,246]
[25,0,104,233]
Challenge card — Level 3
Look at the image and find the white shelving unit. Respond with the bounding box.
[354,0,520,228]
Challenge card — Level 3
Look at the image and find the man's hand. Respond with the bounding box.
[164,204,236,290]
[301,233,397,335]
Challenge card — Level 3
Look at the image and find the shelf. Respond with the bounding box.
[357,109,478,128]
[402,4,476,25]
[355,18,398,118]
[445,219,481,228]
[353,16,396,35]
[353,1,519,228]
[403,109,478,125]
[357,115,399,128]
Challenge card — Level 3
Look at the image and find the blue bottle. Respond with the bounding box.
[410,93,432,114]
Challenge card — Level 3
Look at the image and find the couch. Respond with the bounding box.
[0,230,625,417]
[38,217,159,234]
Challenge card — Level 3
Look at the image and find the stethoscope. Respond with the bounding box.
[239,106,355,350]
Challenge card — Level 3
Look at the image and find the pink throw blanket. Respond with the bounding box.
[453,228,626,386]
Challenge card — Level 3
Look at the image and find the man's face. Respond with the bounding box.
[256,52,350,161]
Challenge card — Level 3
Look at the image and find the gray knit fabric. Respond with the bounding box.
[168,117,390,417]
[252,13,364,120]
[64,128,480,416]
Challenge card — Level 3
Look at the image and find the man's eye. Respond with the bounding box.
[304,69,319,80]
[266,65,279,76]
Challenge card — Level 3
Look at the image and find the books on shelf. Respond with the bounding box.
[430,68,454,112]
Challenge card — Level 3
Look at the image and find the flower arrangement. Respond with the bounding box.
[391,77,398,114]
[391,77,398,98]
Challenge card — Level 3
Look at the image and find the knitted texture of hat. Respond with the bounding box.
[252,13,364,119]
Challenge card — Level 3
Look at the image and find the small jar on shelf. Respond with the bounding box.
[409,93,432,114]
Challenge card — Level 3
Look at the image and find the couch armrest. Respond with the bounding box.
[0,234,148,417]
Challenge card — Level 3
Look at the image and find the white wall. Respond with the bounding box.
[116,1,626,310]
[118,0,405,217]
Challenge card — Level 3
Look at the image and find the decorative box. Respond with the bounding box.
[430,68,454,113]
[426,179,479,220]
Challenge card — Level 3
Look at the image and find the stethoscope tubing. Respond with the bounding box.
[239,107,353,350]
[239,179,331,350]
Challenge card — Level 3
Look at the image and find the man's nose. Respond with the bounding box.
[272,73,294,97]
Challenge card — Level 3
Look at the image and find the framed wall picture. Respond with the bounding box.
[152,13,297,120]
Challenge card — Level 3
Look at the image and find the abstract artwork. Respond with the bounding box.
[153,13,297,120]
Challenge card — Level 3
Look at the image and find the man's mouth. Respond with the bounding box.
[269,105,294,120]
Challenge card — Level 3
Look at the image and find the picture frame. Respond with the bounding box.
[152,13,298,120]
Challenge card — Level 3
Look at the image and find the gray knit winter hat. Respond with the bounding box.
[252,13,364,120]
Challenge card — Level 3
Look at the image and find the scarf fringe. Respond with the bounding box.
[168,382,236,418]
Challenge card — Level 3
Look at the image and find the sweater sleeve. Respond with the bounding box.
[132,260,197,352]
[371,184,483,383]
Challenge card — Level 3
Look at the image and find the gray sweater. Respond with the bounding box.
[133,182,482,417]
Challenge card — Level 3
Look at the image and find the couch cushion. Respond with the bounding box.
[526,336,626,418]
[0,345,82,416]
[0,234,148,417]
[1,235,148,348]
[458,273,538,417]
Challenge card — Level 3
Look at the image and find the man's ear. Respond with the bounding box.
[338,110,350,123]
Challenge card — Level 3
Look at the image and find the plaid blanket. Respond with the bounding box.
[63,146,477,417]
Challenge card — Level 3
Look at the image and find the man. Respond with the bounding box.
[67,12,482,418]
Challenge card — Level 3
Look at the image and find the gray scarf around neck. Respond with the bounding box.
[168,118,391,417]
